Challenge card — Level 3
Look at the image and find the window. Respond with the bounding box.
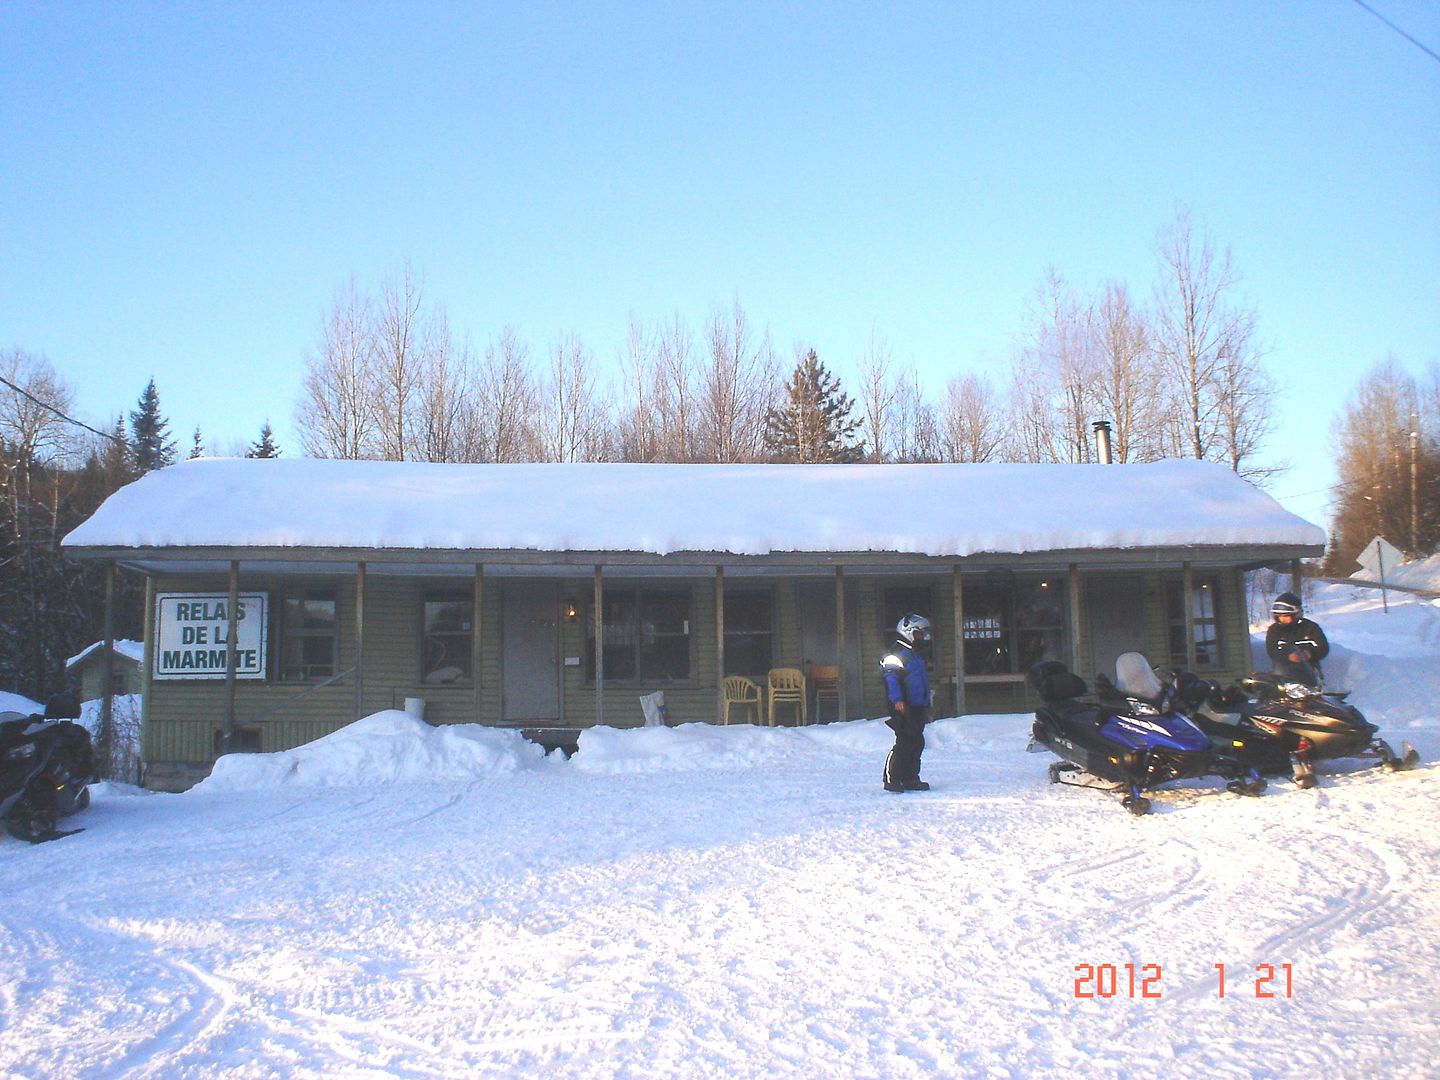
[724,591,773,676]
[588,587,691,682]
[423,596,472,684]
[278,590,337,681]
[1166,575,1221,668]
[961,575,1066,675]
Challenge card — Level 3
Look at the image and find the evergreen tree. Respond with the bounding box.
[189,426,204,459]
[247,421,281,458]
[762,349,864,463]
[128,378,177,473]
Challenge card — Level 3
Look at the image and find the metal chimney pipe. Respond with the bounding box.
[1092,420,1114,464]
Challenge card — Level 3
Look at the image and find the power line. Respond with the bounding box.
[1350,0,1440,65]
[0,373,127,445]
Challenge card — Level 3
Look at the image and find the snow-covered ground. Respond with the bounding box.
[2,583,1438,1078]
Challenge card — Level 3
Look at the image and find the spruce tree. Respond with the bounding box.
[128,378,177,473]
[189,426,204,459]
[762,350,865,463]
[247,421,281,458]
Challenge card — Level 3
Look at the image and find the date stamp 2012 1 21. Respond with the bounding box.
[1072,963,1295,999]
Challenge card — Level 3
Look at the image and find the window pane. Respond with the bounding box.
[1014,579,1064,627]
[725,593,772,677]
[423,599,472,682]
[603,644,636,681]
[641,592,688,635]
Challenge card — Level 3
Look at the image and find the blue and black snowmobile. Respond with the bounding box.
[1027,654,1265,816]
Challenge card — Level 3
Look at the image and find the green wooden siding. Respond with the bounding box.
[137,564,1257,770]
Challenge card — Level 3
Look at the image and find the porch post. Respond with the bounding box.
[99,559,116,772]
[594,565,604,727]
[220,559,241,751]
[715,565,725,725]
[835,565,846,721]
[1068,563,1084,675]
[142,574,155,774]
[1182,561,1197,670]
[1290,558,1303,603]
[952,565,966,717]
[355,561,367,720]
[473,563,484,722]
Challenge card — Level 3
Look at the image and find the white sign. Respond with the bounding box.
[154,593,268,680]
[1356,536,1404,580]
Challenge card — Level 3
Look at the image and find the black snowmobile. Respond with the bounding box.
[1027,655,1264,817]
[1,694,96,843]
[1175,659,1419,786]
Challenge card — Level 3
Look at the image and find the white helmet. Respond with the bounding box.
[896,612,932,647]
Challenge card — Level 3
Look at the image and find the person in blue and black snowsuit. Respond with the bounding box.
[880,613,934,793]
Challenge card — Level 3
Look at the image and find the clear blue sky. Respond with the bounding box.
[3,1,1437,533]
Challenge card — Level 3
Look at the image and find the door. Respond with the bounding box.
[798,580,863,720]
[1087,574,1148,685]
[502,582,560,722]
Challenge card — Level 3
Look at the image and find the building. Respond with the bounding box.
[62,457,1325,790]
[66,639,145,701]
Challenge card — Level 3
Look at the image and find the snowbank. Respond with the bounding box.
[195,710,548,792]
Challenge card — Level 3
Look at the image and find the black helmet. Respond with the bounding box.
[1272,592,1302,618]
[896,612,932,647]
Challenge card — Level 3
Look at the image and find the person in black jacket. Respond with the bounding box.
[1265,591,1330,685]
[879,613,934,793]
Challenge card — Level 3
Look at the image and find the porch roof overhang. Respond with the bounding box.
[64,542,1324,579]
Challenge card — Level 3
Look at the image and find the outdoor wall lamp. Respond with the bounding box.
[563,598,579,620]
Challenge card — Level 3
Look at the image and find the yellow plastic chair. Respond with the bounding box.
[722,675,763,725]
[810,665,840,722]
[768,667,808,726]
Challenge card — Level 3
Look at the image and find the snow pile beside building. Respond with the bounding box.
[195,710,548,791]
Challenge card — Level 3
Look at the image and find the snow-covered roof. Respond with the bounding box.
[62,457,1325,560]
[66,639,145,669]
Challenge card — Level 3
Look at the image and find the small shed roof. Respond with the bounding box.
[63,458,1325,568]
[66,640,145,670]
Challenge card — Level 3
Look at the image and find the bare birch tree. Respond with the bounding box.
[615,314,663,462]
[700,299,777,462]
[1008,270,1097,463]
[297,278,379,459]
[1091,282,1165,462]
[654,313,698,462]
[414,310,476,463]
[857,330,899,462]
[1152,206,1271,473]
[940,371,1006,462]
[374,264,426,461]
[474,326,540,462]
[540,333,609,463]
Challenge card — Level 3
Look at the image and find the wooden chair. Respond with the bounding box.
[767,667,807,726]
[810,665,840,722]
[722,675,763,725]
